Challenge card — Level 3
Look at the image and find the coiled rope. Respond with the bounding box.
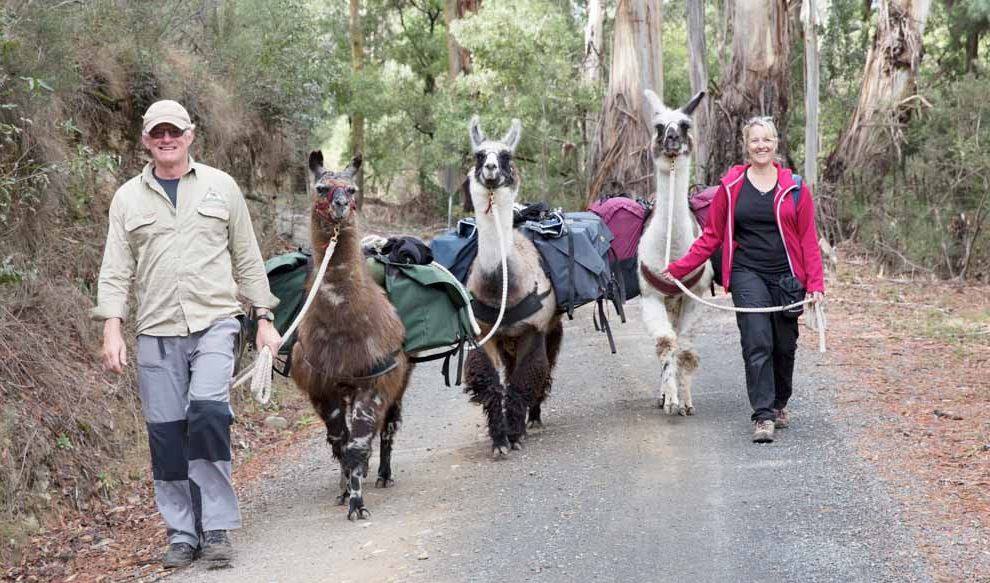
[661,168,827,353]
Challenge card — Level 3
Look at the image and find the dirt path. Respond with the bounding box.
[180,301,930,583]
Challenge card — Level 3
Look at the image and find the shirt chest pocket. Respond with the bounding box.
[125,213,159,250]
[196,205,230,246]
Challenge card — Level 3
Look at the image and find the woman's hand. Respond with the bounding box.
[809,291,825,305]
[658,269,679,286]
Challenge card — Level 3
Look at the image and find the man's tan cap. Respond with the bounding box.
[142,100,195,134]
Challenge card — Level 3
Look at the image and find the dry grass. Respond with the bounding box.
[825,244,990,581]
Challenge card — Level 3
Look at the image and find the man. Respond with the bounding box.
[92,99,281,568]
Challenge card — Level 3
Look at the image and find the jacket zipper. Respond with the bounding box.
[774,184,798,277]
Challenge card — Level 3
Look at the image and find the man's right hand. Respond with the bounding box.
[102,318,128,374]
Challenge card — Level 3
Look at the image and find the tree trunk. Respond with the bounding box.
[586,0,663,203]
[349,0,365,208]
[821,0,932,188]
[802,0,822,194]
[582,0,605,84]
[442,0,481,220]
[687,0,712,183]
[708,0,792,181]
[444,0,481,77]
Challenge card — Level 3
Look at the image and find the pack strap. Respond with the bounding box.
[471,288,552,327]
[409,339,467,387]
[640,263,704,296]
[592,298,617,354]
[296,342,401,382]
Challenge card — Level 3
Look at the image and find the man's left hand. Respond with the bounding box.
[255,320,282,356]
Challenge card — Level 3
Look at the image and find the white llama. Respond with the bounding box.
[637,90,713,415]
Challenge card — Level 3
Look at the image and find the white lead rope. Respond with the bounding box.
[232,228,340,403]
[473,192,509,348]
[662,169,827,353]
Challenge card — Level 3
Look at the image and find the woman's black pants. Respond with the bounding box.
[730,268,800,422]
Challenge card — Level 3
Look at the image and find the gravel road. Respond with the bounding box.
[182,300,930,583]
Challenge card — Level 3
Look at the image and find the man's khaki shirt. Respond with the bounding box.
[91,158,278,336]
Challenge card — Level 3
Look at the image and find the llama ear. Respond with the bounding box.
[308,150,325,177]
[343,153,363,179]
[502,119,522,152]
[469,115,486,150]
[681,91,706,117]
[643,89,666,120]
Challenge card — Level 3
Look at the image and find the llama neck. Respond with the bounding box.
[648,154,696,261]
[471,181,516,275]
[311,217,365,285]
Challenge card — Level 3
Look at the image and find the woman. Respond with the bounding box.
[660,117,825,443]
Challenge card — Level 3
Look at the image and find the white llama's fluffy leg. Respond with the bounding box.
[673,294,706,416]
[641,293,680,414]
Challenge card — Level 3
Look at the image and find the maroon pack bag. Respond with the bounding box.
[588,195,651,301]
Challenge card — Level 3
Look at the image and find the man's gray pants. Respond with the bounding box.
[137,317,242,547]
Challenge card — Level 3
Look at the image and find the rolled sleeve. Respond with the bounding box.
[92,197,134,321]
[227,183,279,309]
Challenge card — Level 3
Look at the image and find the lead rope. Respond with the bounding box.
[662,169,827,353]
[232,226,341,403]
[473,191,509,348]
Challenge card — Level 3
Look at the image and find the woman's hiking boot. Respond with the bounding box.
[752,419,775,443]
[774,408,790,429]
[162,542,198,568]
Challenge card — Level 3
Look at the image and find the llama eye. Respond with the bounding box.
[475,152,485,164]
[498,151,512,169]
[679,121,690,132]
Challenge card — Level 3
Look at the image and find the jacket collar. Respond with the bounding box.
[721,161,797,194]
[142,156,199,186]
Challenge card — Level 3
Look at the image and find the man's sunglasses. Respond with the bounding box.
[147,126,187,139]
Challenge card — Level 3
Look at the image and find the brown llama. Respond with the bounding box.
[290,151,413,520]
[462,116,564,458]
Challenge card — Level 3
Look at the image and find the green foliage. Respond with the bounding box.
[848,75,990,279]
[216,0,333,125]
[323,0,596,210]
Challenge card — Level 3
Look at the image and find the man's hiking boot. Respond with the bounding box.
[162,542,198,569]
[752,419,775,443]
[774,408,790,429]
[200,530,233,564]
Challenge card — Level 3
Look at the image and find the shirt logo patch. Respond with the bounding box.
[202,189,225,207]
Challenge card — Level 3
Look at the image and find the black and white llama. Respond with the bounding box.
[462,115,564,458]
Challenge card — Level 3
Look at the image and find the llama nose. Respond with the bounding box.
[484,162,497,172]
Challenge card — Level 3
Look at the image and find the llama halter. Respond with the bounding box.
[661,168,828,353]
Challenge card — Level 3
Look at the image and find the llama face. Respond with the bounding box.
[643,90,705,160]
[308,150,362,225]
[468,115,521,191]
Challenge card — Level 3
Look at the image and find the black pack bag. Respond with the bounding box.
[429,218,478,284]
[520,209,625,353]
[777,274,806,319]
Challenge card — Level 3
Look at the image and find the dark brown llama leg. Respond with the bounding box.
[376,401,402,488]
[506,330,549,449]
[343,390,378,520]
[464,348,510,458]
[313,394,351,504]
[529,320,563,429]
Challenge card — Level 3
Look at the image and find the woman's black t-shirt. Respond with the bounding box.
[732,175,790,274]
